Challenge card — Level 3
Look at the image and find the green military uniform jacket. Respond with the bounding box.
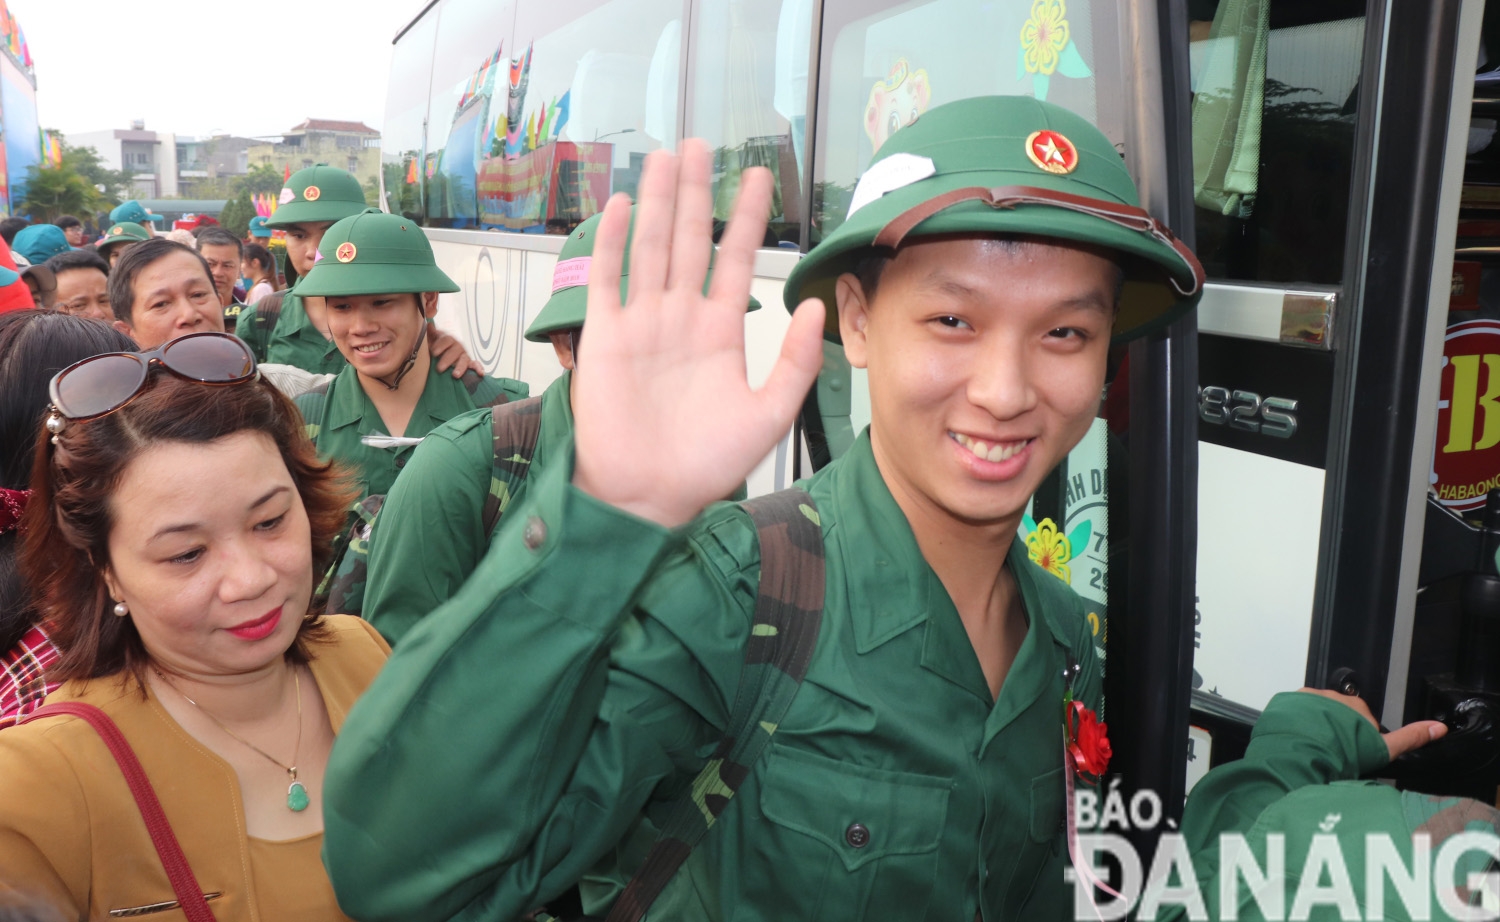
[295,362,528,500]
[1178,693,1498,922]
[323,431,1107,922]
[236,289,346,375]
[364,372,573,644]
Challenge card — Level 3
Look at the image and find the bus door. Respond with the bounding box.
[1185,0,1488,802]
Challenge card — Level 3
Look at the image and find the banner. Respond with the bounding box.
[477,141,613,232]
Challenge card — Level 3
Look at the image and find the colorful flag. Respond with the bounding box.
[283,164,291,183]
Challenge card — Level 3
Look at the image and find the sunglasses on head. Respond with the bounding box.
[47,332,258,425]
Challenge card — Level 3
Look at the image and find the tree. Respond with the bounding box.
[219,189,254,238]
[239,163,283,197]
[18,130,133,220]
[20,161,105,223]
[59,138,132,206]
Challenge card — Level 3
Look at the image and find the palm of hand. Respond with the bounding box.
[571,141,825,528]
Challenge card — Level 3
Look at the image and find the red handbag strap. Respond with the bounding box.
[24,702,217,922]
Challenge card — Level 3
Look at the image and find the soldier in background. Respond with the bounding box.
[237,164,478,379]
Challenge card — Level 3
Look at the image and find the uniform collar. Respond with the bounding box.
[535,371,574,468]
[827,431,1065,710]
[324,360,471,434]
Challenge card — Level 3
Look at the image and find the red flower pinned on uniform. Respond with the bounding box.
[1066,699,1111,782]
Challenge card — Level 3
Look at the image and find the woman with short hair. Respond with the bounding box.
[0,332,385,920]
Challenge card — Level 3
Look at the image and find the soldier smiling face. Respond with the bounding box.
[837,235,1117,534]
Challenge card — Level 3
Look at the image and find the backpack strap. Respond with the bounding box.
[482,397,545,537]
[23,703,218,922]
[319,493,386,616]
[605,488,825,922]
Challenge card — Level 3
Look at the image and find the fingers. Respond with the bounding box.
[707,167,773,313]
[667,139,715,295]
[625,150,680,306]
[753,297,827,430]
[1384,720,1447,761]
[586,192,633,328]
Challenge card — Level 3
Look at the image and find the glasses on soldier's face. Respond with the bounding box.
[47,332,257,424]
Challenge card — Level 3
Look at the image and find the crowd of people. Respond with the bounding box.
[0,96,1485,922]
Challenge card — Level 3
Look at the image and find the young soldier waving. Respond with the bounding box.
[323,97,1203,921]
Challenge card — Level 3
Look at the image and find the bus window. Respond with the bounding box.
[492,0,684,233]
[688,0,814,248]
[810,0,1125,240]
[423,0,518,229]
[1189,1,1367,284]
[384,12,439,223]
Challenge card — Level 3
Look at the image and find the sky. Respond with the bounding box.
[10,0,429,142]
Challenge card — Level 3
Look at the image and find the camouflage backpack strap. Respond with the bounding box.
[483,396,544,538]
[317,493,385,617]
[604,488,825,922]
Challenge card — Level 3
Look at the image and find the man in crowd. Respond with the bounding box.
[195,225,247,334]
[248,215,273,247]
[46,250,111,322]
[96,222,150,269]
[237,163,478,379]
[110,201,160,236]
[53,216,85,249]
[12,225,72,268]
[0,219,27,247]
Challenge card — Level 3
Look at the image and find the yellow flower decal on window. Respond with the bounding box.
[1026,517,1072,584]
[1021,0,1071,76]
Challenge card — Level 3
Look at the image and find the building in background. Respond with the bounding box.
[70,121,182,199]
[248,119,381,191]
[203,135,260,180]
[0,1,38,215]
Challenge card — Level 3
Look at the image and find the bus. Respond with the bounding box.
[383,0,1498,848]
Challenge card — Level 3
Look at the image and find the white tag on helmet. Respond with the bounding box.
[846,153,936,219]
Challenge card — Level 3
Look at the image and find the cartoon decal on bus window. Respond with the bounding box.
[863,59,931,152]
[1019,0,1090,102]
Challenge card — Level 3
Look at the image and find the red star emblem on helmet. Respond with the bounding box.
[1025,130,1079,175]
[336,242,357,263]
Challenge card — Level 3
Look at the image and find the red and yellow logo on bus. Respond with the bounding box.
[1435,320,1500,511]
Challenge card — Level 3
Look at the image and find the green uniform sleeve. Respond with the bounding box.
[322,449,749,922]
[236,303,269,363]
[1179,691,1390,908]
[363,421,492,644]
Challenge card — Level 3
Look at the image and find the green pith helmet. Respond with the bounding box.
[96,222,151,256]
[784,95,1205,342]
[266,164,369,229]
[524,210,761,343]
[293,208,458,297]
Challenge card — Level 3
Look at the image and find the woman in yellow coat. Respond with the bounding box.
[0,331,386,921]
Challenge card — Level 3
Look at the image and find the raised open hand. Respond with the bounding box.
[571,140,826,527]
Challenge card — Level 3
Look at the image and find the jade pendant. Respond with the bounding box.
[287,780,310,812]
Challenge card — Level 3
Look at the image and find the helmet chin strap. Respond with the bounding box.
[374,315,428,391]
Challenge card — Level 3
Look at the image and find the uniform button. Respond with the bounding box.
[394,456,406,469]
[523,516,547,550]
[844,823,870,848]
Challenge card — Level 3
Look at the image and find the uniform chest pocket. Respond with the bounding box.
[759,744,950,870]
